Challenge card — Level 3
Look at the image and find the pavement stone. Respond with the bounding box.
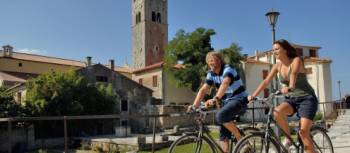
[328,109,350,153]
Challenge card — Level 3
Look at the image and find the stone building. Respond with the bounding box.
[0,45,133,103]
[76,63,154,133]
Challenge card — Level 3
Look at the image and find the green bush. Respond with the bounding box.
[314,112,323,121]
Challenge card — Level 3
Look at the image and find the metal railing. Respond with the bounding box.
[0,101,346,153]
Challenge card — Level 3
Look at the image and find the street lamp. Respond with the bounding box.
[265,9,280,62]
[338,80,342,114]
[338,80,342,100]
[265,9,280,92]
[266,8,280,137]
[265,10,280,44]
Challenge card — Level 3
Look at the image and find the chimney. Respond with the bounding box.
[2,45,13,57]
[86,56,92,67]
[109,59,115,71]
[255,50,260,61]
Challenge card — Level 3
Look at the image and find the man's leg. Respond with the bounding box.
[223,121,242,140]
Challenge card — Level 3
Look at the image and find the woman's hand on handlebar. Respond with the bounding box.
[280,87,290,94]
[247,95,255,102]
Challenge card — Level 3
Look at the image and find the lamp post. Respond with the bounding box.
[265,10,280,46]
[338,80,342,100]
[266,8,280,137]
[265,9,280,92]
[338,80,342,114]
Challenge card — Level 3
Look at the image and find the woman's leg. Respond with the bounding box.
[274,102,294,137]
[299,117,316,153]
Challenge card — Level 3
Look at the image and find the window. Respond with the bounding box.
[309,49,316,57]
[262,70,268,79]
[152,75,158,87]
[96,76,108,82]
[156,12,161,23]
[121,120,128,127]
[138,78,143,85]
[296,48,303,57]
[136,12,141,24]
[264,88,270,98]
[152,11,156,21]
[18,63,22,67]
[121,100,128,112]
[306,67,313,74]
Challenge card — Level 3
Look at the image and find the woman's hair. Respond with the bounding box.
[274,39,298,59]
[206,51,224,65]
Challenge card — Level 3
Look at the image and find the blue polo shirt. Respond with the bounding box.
[205,64,248,100]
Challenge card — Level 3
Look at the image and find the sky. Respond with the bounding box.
[0,0,349,100]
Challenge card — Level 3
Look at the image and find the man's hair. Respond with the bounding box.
[206,51,224,65]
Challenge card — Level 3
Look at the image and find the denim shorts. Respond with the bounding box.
[284,95,318,120]
[216,97,248,141]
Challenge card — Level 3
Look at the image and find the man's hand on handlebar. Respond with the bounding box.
[204,99,216,108]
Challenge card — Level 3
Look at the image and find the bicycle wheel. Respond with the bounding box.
[242,127,260,135]
[233,132,280,153]
[310,126,334,153]
[168,133,216,153]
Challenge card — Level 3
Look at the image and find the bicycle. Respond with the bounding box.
[168,106,260,153]
[233,91,334,153]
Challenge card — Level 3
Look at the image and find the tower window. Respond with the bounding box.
[152,11,156,22]
[136,12,141,24]
[18,63,22,67]
[157,12,161,23]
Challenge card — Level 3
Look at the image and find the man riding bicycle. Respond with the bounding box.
[189,51,249,153]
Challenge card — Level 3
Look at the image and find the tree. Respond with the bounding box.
[25,71,118,116]
[164,27,215,91]
[219,43,244,67]
[0,87,23,117]
[164,27,244,92]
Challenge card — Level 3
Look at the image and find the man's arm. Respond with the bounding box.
[214,77,231,99]
[192,83,210,107]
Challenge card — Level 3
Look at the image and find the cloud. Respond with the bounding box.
[17,48,46,55]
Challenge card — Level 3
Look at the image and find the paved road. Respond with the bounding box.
[328,109,350,153]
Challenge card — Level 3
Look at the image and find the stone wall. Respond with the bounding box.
[155,105,216,129]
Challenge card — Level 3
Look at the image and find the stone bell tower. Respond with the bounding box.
[131,0,168,69]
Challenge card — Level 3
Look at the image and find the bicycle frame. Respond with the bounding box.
[259,93,328,153]
[189,109,235,153]
[263,100,303,153]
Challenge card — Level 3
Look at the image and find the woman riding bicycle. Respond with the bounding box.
[189,51,249,153]
[248,39,318,153]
